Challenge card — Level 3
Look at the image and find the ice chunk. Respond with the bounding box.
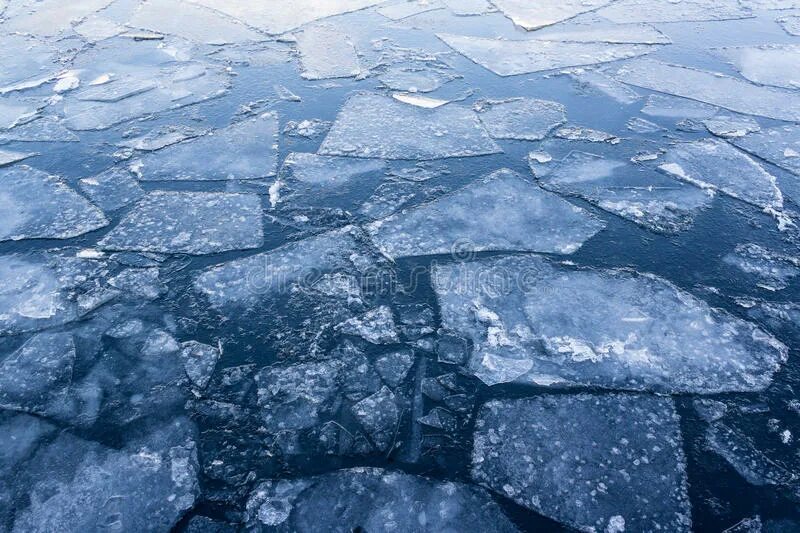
[245,468,518,531]
[732,125,800,178]
[108,267,166,299]
[338,306,399,344]
[319,92,500,160]
[2,0,114,37]
[716,45,800,89]
[127,0,265,44]
[78,167,144,211]
[538,151,712,233]
[567,68,642,104]
[0,34,60,94]
[99,192,263,255]
[378,65,450,93]
[0,97,38,129]
[0,333,75,416]
[351,386,399,450]
[117,126,205,152]
[433,255,787,392]
[0,165,108,242]
[391,93,449,108]
[703,114,760,139]
[597,0,750,23]
[659,138,783,211]
[554,125,619,143]
[442,0,493,15]
[296,23,361,80]
[491,0,612,30]
[474,98,566,141]
[437,33,656,76]
[283,119,331,138]
[180,341,221,389]
[778,15,800,36]
[0,116,79,143]
[133,112,278,180]
[367,168,604,259]
[723,243,800,291]
[615,59,800,122]
[375,348,415,387]
[641,93,718,120]
[0,149,34,167]
[472,395,691,532]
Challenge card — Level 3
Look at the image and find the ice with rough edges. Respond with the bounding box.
[296,23,361,80]
[475,98,566,141]
[133,112,279,181]
[472,394,691,532]
[351,386,399,450]
[366,168,605,259]
[723,243,800,291]
[732,124,800,178]
[99,191,263,255]
[244,468,519,531]
[78,167,144,212]
[537,151,713,233]
[436,33,656,76]
[432,255,787,392]
[318,92,501,160]
[0,165,108,242]
[491,0,612,30]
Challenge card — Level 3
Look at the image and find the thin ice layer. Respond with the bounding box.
[319,92,500,160]
[538,151,712,233]
[99,192,263,255]
[78,167,144,211]
[432,255,787,392]
[715,45,800,89]
[491,0,612,30]
[658,138,783,211]
[133,113,278,180]
[475,98,566,141]
[367,169,604,259]
[732,125,800,178]
[597,0,750,23]
[472,395,691,532]
[296,24,361,80]
[615,59,800,122]
[723,243,800,291]
[437,33,655,76]
[0,165,108,242]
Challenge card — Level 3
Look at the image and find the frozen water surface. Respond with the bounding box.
[1,0,800,530]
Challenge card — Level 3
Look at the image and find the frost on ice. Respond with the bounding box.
[472,395,691,532]
[433,255,787,392]
[318,92,501,160]
[367,169,604,259]
[437,33,656,76]
[474,98,566,141]
[537,151,712,233]
[99,192,263,255]
[133,113,279,181]
[0,165,108,242]
[244,468,518,531]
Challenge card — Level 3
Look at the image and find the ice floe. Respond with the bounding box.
[715,44,800,89]
[491,0,613,30]
[732,124,800,178]
[474,98,566,141]
[78,167,144,212]
[723,243,800,291]
[296,23,362,80]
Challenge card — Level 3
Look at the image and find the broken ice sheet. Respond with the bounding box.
[377,0,442,20]
[640,93,718,120]
[319,92,500,160]
[378,64,452,93]
[437,33,656,76]
[99,192,263,255]
[367,168,604,259]
[474,98,566,141]
[117,125,206,152]
[554,125,619,143]
[658,138,784,212]
[433,255,787,392]
[472,394,691,532]
[2,0,114,37]
[0,116,79,143]
[567,68,642,104]
[615,58,800,122]
[296,23,361,80]
[703,113,760,139]
[133,113,278,181]
[127,0,266,44]
[351,386,399,450]
[778,15,800,36]
[732,125,800,178]
[244,468,518,531]
[442,0,493,15]
[532,22,671,44]
[0,149,35,167]
[715,45,800,89]
[338,306,399,344]
[0,165,108,242]
[491,0,612,30]
[180,341,220,389]
[723,243,800,291]
[78,166,144,211]
[596,0,751,23]
[537,150,713,233]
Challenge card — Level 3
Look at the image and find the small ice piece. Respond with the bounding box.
[491,0,612,30]
[375,348,415,387]
[391,93,449,108]
[778,15,800,36]
[296,23,361,80]
[245,468,518,531]
[703,114,760,139]
[133,113,278,180]
[641,93,718,120]
[367,168,604,259]
[436,333,470,365]
[338,306,399,344]
[474,98,566,141]
[659,138,783,211]
[0,165,108,242]
[180,341,221,389]
[0,149,35,167]
[283,119,331,138]
[433,255,787,392]
[723,243,800,291]
[732,125,800,178]
[378,65,449,93]
[437,33,656,76]
[108,268,166,299]
[472,394,691,532]
[715,45,800,89]
[538,151,712,233]
[597,0,750,23]
[319,92,500,160]
[0,332,75,415]
[615,59,800,122]
[78,167,144,211]
[554,125,619,143]
[99,192,263,255]
[351,386,399,450]
[626,117,663,133]
[127,0,265,44]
